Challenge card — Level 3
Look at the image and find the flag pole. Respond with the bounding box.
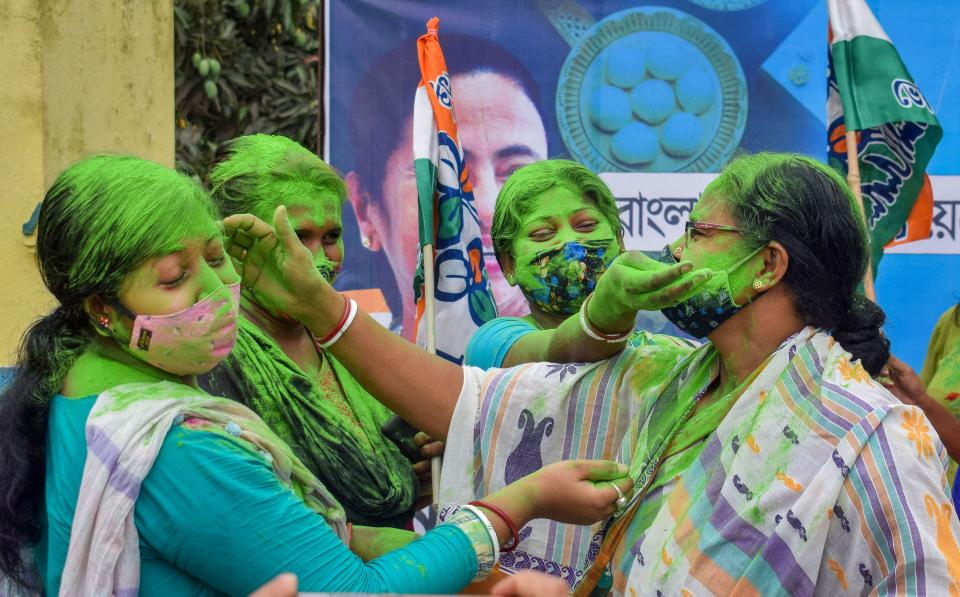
[844,130,878,302]
[421,242,442,507]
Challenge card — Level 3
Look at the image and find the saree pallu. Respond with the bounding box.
[440,328,960,595]
[439,332,695,588]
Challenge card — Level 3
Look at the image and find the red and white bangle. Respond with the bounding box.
[469,500,521,552]
[316,297,358,349]
[579,294,632,344]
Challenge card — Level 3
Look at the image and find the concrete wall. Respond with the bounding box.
[0,0,173,364]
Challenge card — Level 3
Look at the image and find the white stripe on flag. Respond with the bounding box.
[412,86,437,163]
[828,0,890,44]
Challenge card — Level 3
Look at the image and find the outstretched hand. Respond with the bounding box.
[223,206,330,323]
[589,251,711,332]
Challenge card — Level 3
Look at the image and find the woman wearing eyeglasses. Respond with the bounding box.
[224,152,960,595]
[463,159,709,369]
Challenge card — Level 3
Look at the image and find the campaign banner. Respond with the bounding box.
[603,173,960,254]
[324,0,960,339]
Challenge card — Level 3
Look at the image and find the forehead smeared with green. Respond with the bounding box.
[491,159,622,259]
[37,154,218,303]
[701,152,864,249]
[209,134,346,222]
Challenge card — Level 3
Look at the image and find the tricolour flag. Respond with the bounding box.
[413,17,497,364]
[827,0,942,270]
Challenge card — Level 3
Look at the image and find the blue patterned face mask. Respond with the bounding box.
[315,254,336,284]
[657,244,763,338]
[515,239,619,316]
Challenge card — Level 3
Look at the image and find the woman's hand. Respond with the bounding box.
[491,571,570,596]
[223,206,336,326]
[589,251,710,333]
[526,460,633,524]
[413,432,445,509]
[248,574,297,597]
[486,460,632,529]
[883,355,930,408]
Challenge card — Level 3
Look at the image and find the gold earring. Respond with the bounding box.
[753,279,764,290]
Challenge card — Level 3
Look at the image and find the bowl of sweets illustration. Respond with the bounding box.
[556,6,747,172]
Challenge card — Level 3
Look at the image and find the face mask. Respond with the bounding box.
[658,245,763,338]
[315,253,337,284]
[114,283,241,375]
[514,238,619,316]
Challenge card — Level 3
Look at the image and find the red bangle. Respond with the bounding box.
[315,294,350,346]
[469,500,521,552]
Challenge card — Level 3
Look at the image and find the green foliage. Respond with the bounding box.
[174,0,322,179]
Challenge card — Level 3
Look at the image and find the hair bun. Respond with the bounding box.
[832,295,890,376]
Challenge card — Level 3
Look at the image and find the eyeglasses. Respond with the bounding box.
[684,221,742,246]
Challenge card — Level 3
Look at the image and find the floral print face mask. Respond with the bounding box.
[515,238,619,316]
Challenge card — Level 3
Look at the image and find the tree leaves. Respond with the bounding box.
[174,0,321,179]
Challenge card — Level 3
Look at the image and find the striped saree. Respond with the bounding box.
[439,328,960,595]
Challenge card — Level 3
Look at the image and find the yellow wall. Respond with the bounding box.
[0,0,173,364]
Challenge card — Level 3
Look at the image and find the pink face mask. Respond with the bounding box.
[119,283,240,376]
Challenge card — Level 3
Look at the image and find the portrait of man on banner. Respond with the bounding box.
[338,34,548,337]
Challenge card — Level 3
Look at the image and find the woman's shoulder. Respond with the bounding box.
[816,334,903,418]
[465,317,539,368]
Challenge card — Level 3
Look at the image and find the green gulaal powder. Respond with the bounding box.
[196,317,417,527]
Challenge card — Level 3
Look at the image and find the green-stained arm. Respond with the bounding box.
[499,252,707,368]
[308,292,463,440]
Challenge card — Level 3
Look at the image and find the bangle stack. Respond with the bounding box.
[578,294,632,344]
[459,504,500,570]
[469,500,521,552]
[316,297,359,349]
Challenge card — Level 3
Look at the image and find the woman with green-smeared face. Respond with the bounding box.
[198,134,434,529]
[0,152,630,596]
[465,159,708,369]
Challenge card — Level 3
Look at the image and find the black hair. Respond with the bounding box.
[348,33,541,200]
[708,153,891,375]
[0,155,216,587]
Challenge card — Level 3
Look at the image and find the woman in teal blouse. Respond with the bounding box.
[465,160,704,369]
[0,154,631,595]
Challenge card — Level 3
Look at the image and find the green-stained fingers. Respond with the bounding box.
[636,268,713,306]
[272,205,305,257]
[579,459,630,481]
[223,213,277,262]
[223,209,326,321]
[232,227,256,250]
[598,476,635,509]
[223,214,277,292]
[609,250,670,272]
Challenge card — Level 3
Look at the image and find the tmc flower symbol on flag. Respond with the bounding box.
[434,237,497,327]
[435,132,479,250]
